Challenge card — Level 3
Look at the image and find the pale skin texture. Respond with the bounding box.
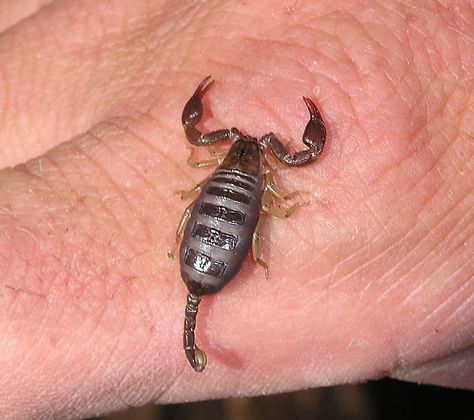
[0,0,472,417]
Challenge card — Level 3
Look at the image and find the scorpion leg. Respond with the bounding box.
[167,199,196,259]
[208,144,230,157]
[264,151,280,170]
[252,182,305,277]
[261,97,326,166]
[263,202,303,218]
[264,170,302,201]
[170,174,213,258]
[178,175,211,201]
[252,216,270,279]
[262,183,305,218]
[182,76,242,146]
[187,148,224,168]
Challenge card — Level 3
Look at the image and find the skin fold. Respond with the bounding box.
[0,0,472,417]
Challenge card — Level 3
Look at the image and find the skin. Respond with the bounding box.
[0,0,472,417]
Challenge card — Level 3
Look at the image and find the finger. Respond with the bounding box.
[0,0,51,32]
[392,346,474,390]
[0,0,175,168]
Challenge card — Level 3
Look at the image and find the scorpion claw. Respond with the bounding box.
[195,75,214,98]
[183,76,234,146]
[302,97,326,156]
[259,96,326,166]
[302,96,323,122]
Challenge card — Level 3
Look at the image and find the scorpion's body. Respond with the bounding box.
[173,76,326,372]
[180,140,264,296]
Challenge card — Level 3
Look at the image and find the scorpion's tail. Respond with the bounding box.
[183,293,207,372]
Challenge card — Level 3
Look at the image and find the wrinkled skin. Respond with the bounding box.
[0,0,472,418]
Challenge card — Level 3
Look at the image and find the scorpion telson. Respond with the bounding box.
[170,76,326,372]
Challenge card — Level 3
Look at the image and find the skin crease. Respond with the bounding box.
[0,0,472,417]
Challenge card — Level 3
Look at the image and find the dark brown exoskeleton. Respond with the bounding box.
[169,76,326,372]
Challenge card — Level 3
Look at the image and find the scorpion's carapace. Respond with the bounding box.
[174,76,326,372]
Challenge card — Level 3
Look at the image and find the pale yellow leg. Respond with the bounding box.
[252,216,269,279]
[167,200,195,260]
[207,144,230,157]
[264,171,303,201]
[263,201,304,218]
[264,151,279,170]
[178,175,211,201]
[187,148,223,168]
[261,180,306,218]
[251,169,307,276]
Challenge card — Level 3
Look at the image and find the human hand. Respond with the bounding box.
[0,1,472,418]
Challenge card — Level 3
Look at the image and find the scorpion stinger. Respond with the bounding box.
[183,293,207,372]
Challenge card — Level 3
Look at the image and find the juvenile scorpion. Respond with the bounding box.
[169,76,326,372]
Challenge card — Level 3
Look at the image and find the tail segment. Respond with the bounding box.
[183,293,207,372]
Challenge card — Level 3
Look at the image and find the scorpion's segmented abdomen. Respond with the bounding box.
[179,167,263,295]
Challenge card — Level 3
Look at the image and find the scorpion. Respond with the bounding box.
[169,76,326,372]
